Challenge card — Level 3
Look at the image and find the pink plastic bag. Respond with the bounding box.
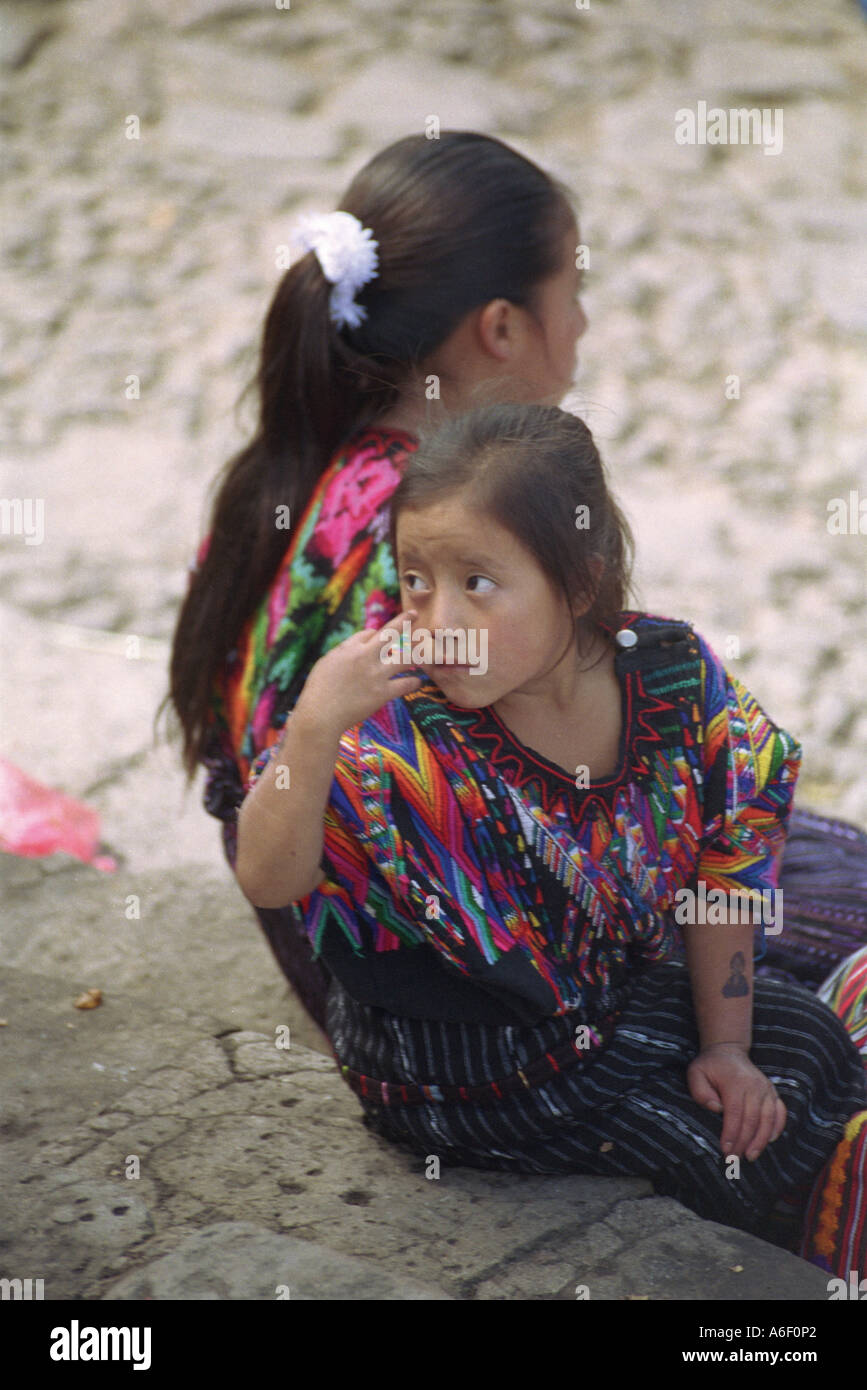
[0,758,116,871]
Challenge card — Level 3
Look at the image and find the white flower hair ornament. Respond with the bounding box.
[292,210,379,330]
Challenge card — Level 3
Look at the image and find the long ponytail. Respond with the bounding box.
[166,263,401,776]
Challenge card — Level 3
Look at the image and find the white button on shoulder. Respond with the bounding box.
[614,629,638,649]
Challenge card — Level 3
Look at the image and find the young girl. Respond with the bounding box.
[234,402,867,1268]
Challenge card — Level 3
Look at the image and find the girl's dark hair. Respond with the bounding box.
[166,131,576,775]
[387,402,634,648]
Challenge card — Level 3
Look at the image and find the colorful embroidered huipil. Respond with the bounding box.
[247,615,801,1032]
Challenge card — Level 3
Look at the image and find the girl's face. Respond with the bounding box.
[395,492,579,707]
[519,222,588,405]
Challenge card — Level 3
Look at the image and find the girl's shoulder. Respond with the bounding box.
[619,612,801,781]
[308,425,417,546]
[609,608,705,682]
[615,609,726,678]
[610,610,767,746]
[331,424,418,476]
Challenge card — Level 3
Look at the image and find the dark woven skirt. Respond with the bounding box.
[326,961,867,1240]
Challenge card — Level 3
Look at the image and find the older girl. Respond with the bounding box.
[168,131,585,1031]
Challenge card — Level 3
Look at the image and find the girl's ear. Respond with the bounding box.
[476,298,519,362]
[570,554,604,620]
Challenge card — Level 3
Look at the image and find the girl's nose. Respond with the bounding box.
[424,612,457,637]
[424,602,464,635]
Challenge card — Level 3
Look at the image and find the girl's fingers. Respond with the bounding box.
[732,1088,763,1157]
[745,1091,778,1161]
[732,1094,757,1157]
[362,610,418,641]
[712,1061,785,1158]
[375,607,418,634]
[720,1094,745,1154]
[375,612,419,664]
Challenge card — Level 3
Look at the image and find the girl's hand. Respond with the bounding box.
[294,609,425,737]
[687,1044,787,1161]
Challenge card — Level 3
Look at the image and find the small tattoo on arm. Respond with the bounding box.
[722,950,750,998]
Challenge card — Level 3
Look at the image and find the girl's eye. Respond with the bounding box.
[467,575,495,593]
[403,573,426,591]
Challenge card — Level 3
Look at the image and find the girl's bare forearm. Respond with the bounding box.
[235,704,344,908]
[683,919,754,1052]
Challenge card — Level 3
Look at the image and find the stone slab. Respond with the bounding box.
[0,966,836,1302]
[102,1222,453,1300]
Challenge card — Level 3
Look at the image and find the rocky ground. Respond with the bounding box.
[1,0,865,1303]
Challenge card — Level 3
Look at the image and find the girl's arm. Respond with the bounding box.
[682,917,753,1051]
[235,705,344,907]
[682,909,786,1160]
[235,610,423,909]
[684,634,799,1159]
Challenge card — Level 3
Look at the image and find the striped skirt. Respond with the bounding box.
[326,960,867,1245]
